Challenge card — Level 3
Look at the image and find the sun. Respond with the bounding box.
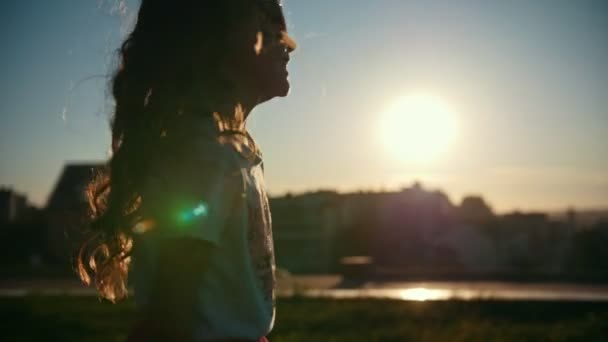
[379,94,458,164]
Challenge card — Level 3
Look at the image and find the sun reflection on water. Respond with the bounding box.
[398,288,451,301]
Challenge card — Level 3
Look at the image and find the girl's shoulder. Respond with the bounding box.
[153,113,263,181]
[140,115,246,230]
[161,114,237,166]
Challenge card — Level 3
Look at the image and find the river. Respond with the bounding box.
[2,277,608,301]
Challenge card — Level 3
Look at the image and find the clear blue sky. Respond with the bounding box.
[1,0,607,213]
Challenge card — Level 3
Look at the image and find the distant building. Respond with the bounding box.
[45,163,102,261]
[435,223,500,273]
[271,183,497,275]
[458,195,495,225]
[548,208,608,231]
[489,211,570,273]
[38,164,586,278]
[372,182,460,271]
[271,191,343,273]
[0,187,31,223]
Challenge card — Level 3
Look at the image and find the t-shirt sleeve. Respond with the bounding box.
[140,139,243,246]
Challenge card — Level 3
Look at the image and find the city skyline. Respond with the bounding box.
[3,161,607,217]
[1,0,607,212]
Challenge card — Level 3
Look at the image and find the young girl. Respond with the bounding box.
[77,0,296,341]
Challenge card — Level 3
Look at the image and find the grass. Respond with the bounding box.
[2,296,608,341]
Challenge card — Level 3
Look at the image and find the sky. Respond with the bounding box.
[1,0,607,213]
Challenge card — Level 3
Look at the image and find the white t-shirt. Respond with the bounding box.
[131,114,276,341]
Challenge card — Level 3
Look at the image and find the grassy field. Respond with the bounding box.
[2,296,608,341]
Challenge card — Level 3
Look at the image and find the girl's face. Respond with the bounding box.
[223,1,296,104]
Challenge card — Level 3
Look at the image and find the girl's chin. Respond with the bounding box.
[256,77,290,102]
[266,79,290,99]
[277,82,290,97]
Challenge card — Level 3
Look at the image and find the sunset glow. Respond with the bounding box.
[379,94,458,165]
[399,287,451,301]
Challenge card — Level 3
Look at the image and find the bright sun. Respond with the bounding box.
[379,94,458,164]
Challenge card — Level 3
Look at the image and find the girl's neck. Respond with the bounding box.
[183,83,262,132]
[212,102,248,133]
[209,92,260,132]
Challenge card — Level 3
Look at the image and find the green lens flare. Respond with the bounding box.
[178,202,208,223]
[193,203,208,216]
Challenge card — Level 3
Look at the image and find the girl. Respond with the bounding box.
[77,0,296,341]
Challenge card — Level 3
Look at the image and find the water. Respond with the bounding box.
[295,281,608,301]
[2,279,608,301]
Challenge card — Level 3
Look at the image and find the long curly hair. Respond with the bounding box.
[77,0,261,302]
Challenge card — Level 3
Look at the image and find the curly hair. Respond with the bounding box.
[76,0,264,302]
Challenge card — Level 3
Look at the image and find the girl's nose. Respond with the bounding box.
[280,31,297,53]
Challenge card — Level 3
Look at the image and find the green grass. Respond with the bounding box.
[2,296,608,341]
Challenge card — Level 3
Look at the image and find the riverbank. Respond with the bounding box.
[3,296,607,341]
[4,276,608,301]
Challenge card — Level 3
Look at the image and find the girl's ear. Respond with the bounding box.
[254,31,264,55]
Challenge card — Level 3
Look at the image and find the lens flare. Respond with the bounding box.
[178,202,209,224]
[193,203,208,216]
[133,219,155,234]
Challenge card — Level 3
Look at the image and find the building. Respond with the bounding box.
[270,191,343,273]
[0,187,30,223]
[45,163,102,261]
[489,212,571,273]
[372,182,459,271]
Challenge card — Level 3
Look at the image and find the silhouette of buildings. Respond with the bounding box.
[271,191,342,273]
[458,195,495,225]
[489,211,572,274]
[271,182,583,278]
[45,163,101,261]
[0,187,33,223]
[6,162,605,280]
